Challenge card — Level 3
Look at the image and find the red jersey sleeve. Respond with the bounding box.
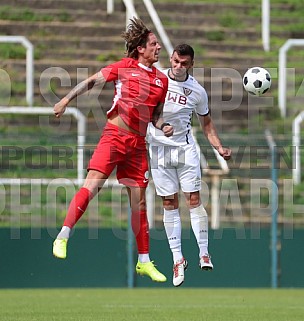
[100,58,131,82]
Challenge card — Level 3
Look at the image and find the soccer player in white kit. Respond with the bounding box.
[146,44,231,287]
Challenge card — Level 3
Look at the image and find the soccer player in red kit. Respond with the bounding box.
[52,18,173,282]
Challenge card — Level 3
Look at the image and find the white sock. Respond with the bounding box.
[56,226,71,239]
[190,205,209,257]
[163,208,183,263]
[138,254,150,263]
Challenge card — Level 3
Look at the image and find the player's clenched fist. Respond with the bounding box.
[218,146,232,161]
[54,97,69,118]
[162,124,174,137]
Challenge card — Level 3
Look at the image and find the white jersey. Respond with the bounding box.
[146,69,209,146]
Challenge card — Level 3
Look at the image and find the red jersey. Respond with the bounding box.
[100,58,168,135]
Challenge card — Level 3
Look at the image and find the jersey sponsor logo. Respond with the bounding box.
[131,73,140,77]
[167,91,187,105]
[154,77,164,88]
[183,87,192,96]
[143,170,149,183]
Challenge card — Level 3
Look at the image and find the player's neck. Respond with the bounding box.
[168,69,188,82]
[137,56,155,69]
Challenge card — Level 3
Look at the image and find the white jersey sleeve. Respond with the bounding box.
[195,85,209,116]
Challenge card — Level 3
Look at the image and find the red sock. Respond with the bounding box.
[131,210,150,254]
[63,187,94,228]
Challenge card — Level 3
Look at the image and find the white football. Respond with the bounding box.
[243,67,271,96]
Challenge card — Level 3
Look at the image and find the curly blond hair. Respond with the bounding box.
[121,17,151,59]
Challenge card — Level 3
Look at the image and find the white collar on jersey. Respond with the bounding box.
[138,62,153,72]
[167,68,190,82]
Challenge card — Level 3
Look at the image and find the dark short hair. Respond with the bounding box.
[173,44,194,60]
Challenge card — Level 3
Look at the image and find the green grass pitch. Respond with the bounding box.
[1,288,303,321]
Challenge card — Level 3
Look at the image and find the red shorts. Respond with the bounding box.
[88,122,149,188]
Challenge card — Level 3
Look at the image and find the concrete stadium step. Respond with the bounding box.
[0,0,296,13]
[31,49,273,67]
[36,49,121,62]
[141,12,300,28]
[137,1,295,14]
[0,1,299,31]
[0,0,110,10]
[1,1,298,34]
[166,26,291,42]
[29,35,264,54]
[0,20,124,38]
[4,58,106,74]
[0,18,295,43]
[30,35,123,51]
[0,8,126,23]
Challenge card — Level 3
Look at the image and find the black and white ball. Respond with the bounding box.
[243,67,271,96]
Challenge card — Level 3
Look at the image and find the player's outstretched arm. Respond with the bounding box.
[54,72,106,118]
[198,114,231,160]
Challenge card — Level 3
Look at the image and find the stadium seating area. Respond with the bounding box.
[2,1,303,120]
[1,0,304,226]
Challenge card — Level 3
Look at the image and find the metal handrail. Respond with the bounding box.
[142,0,173,56]
[0,36,34,106]
[292,110,304,185]
[108,0,173,65]
[278,39,304,117]
[0,106,86,186]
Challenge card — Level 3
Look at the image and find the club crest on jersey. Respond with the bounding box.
[154,78,164,88]
[183,87,192,96]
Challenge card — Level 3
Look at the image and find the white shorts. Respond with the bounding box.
[149,143,201,196]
